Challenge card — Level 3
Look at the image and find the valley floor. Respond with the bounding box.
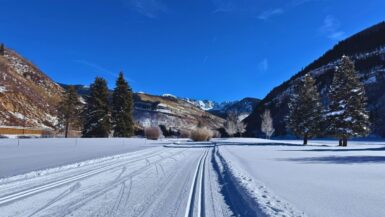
[0,138,385,217]
[217,138,385,217]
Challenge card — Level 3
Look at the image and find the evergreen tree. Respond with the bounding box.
[288,74,323,145]
[82,77,111,137]
[57,86,82,138]
[327,56,370,146]
[0,43,4,56]
[112,72,134,137]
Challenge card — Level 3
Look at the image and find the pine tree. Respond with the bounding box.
[82,77,111,138]
[0,43,4,56]
[288,74,323,145]
[57,86,82,138]
[327,56,370,146]
[112,72,134,137]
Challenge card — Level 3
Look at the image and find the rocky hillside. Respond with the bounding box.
[0,46,63,129]
[134,94,225,131]
[245,21,385,137]
[61,86,226,132]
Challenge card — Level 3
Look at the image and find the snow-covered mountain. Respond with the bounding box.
[162,95,260,120]
[245,21,385,137]
[179,98,220,111]
[161,94,221,111]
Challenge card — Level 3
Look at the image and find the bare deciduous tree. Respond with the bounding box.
[261,109,275,139]
[224,112,247,137]
[237,121,247,137]
[224,113,237,136]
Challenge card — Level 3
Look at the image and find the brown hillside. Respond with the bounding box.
[0,46,63,129]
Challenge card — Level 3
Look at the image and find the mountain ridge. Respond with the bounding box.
[245,21,385,137]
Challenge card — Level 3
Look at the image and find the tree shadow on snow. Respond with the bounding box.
[282,155,385,164]
[284,146,385,152]
[216,142,306,147]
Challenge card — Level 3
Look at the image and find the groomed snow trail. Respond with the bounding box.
[0,146,232,217]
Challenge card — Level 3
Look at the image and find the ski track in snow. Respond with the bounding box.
[4,138,383,217]
[0,145,233,217]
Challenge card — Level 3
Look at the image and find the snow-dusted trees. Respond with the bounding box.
[327,56,370,146]
[261,110,274,139]
[112,72,134,137]
[57,86,82,138]
[288,74,323,145]
[224,112,247,137]
[82,77,111,138]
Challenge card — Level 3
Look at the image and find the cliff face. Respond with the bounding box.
[0,47,63,129]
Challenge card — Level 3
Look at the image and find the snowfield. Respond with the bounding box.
[0,139,232,217]
[0,138,161,178]
[1,138,385,217]
[216,138,385,217]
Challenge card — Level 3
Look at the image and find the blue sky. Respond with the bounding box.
[1,0,385,102]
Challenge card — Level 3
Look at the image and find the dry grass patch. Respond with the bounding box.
[144,126,162,140]
[190,128,213,141]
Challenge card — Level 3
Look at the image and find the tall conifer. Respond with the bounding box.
[288,74,323,145]
[327,56,370,146]
[82,77,111,137]
[57,86,82,137]
[112,72,134,137]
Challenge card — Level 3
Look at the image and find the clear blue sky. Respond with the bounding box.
[1,0,385,102]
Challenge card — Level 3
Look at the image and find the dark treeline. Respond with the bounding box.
[57,72,134,138]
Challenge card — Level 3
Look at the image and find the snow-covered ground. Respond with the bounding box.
[1,137,385,217]
[0,138,162,178]
[0,141,231,217]
[216,138,385,217]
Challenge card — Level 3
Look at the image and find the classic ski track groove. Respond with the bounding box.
[53,149,188,217]
[0,148,180,206]
[0,148,167,193]
[184,148,209,217]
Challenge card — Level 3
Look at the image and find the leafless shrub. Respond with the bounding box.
[191,128,213,141]
[144,126,162,140]
[179,129,191,138]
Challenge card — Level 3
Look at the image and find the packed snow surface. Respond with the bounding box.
[216,138,385,217]
[0,140,231,217]
[1,138,385,217]
[0,138,160,178]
